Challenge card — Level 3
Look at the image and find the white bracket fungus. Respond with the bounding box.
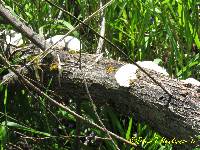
[4,30,23,47]
[115,61,168,87]
[182,78,200,86]
[114,64,138,87]
[46,35,82,52]
[136,61,168,75]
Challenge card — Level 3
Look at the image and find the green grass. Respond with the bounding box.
[0,0,199,149]
[106,0,199,77]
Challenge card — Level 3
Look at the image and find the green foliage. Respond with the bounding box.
[0,123,7,149]
[0,0,199,149]
[2,121,51,137]
[106,0,199,78]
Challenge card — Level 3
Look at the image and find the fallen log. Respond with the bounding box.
[1,49,200,149]
[10,49,198,146]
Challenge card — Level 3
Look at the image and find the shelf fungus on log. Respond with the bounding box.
[115,61,168,87]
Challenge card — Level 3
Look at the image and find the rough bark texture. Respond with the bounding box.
[2,50,200,149]
[41,51,200,148]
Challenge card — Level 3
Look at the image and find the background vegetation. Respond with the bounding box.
[0,0,199,149]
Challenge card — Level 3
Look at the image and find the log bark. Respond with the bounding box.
[44,51,200,148]
[2,50,200,149]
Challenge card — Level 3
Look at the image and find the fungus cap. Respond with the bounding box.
[115,61,168,87]
[46,35,81,51]
[5,30,23,46]
[182,78,200,86]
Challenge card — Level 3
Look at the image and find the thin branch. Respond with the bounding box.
[96,0,106,54]
[20,78,68,136]
[0,3,49,50]
[15,130,112,141]
[83,79,120,150]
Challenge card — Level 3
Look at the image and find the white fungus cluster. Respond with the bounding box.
[115,61,200,87]
[1,30,81,52]
[115,61,168,87]
[136,61,168,75]
[3,30,23,47]
[114,64,138,87]
[46,35,81,52]
[181,78,200,86]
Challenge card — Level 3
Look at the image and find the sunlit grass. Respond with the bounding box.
[106,0,199,78]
